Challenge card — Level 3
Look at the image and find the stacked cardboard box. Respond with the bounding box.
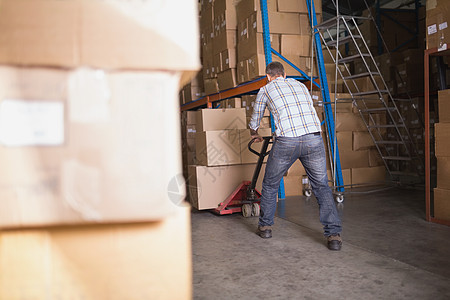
[349,7,424,55]
[426,0,450,51]
[434,89,450,221]
[0,0,199,297]
[180,72,206,105]
[236,0,322,83]
[188,108,273,209]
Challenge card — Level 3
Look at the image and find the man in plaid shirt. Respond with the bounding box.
[249,62,342,251]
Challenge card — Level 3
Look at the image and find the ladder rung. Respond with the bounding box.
[368,124,406,128]
[390,171,421,177]
[382,156,412,161]
[353,90,388,96]
[337,53,371,64]
[360,107,395,113]
[316,15,371,30]
[326,35,361,47]
[344,72,380,80]
[375,140,404,145]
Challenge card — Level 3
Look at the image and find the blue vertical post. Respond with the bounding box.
[260,0,285,199]
[306,0,344,193]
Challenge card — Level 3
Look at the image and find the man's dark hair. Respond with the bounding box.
[265,62,285,77]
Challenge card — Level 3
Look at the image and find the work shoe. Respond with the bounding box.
[327,234,342,251]
[257,226,272,239]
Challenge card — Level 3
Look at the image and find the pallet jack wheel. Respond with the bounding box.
[303,189,312,197]
[335,194,344,203]
[242,204,252,218]
[252,203,260,217]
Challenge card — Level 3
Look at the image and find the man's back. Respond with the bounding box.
[250,77,321,137]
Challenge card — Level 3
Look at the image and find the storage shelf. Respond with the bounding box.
[181,76,319,111]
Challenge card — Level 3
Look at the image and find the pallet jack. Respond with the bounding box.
[213,136,272,217]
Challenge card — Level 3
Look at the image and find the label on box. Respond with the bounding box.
[439,43,448,52]
[0,99,64,146]
[428,24,437,35]
[439,22,448,31]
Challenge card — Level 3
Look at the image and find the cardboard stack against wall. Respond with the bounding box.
[434,89,450,221]
[187,108,273,209]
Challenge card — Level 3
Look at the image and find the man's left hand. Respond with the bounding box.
[251,134,263,143]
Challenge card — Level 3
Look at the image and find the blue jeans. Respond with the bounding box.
[258,133,342,237]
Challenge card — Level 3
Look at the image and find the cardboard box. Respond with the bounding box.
[213,30,237,54]
[327,168,351,187]
[196,108,247,131]
[204,78,219,94]
[284,169,349,196]
[238,32,281,61]
[435,122,450,157]
[225,98,242,108]
[353,131,375,151]
[0,67,183,228]
[236,0,278,21]
[251,11,302,35]
[286,160,306,176]
[434,187,450,221]
[337,131,353,152]
[426,0,450,50]
[239,128,272,164]
[335,112,367,132]
[217,68,237,91]
[283,175,303,196]
[281,34,311,57]
[221,48,237,70]
[182,124,197,139]
[183,138,196,153]
[0,205,192,299]
[0,0,200,71]
[340,149,370,169]
[195,130,241,166]
[237,59,250,83]
[182,111,197,126]
[351,166,386,185]
[247,54,305,80]
[438,89,450,123]
[213,8,238,37]
[369,148,384,167]
[188,164,265,210]
[277,0,322,13]
[437,156,450,189]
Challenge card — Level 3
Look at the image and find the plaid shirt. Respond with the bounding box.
[249,77,321,137]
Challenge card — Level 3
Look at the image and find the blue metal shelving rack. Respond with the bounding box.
[259,0,344,197]
[183,0,345,199]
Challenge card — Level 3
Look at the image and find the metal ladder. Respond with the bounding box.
[315,15,424,182]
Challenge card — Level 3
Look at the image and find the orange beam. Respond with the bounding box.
[181,77,319,111]
[430,218,450,227]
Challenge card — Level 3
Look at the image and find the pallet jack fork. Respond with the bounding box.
[214,136,272,217]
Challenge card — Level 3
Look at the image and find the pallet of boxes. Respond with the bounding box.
[434,89,450,221]
[185,108,271,210]
[0,1,199,298]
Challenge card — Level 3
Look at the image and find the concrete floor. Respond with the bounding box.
[191,187,450,299]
